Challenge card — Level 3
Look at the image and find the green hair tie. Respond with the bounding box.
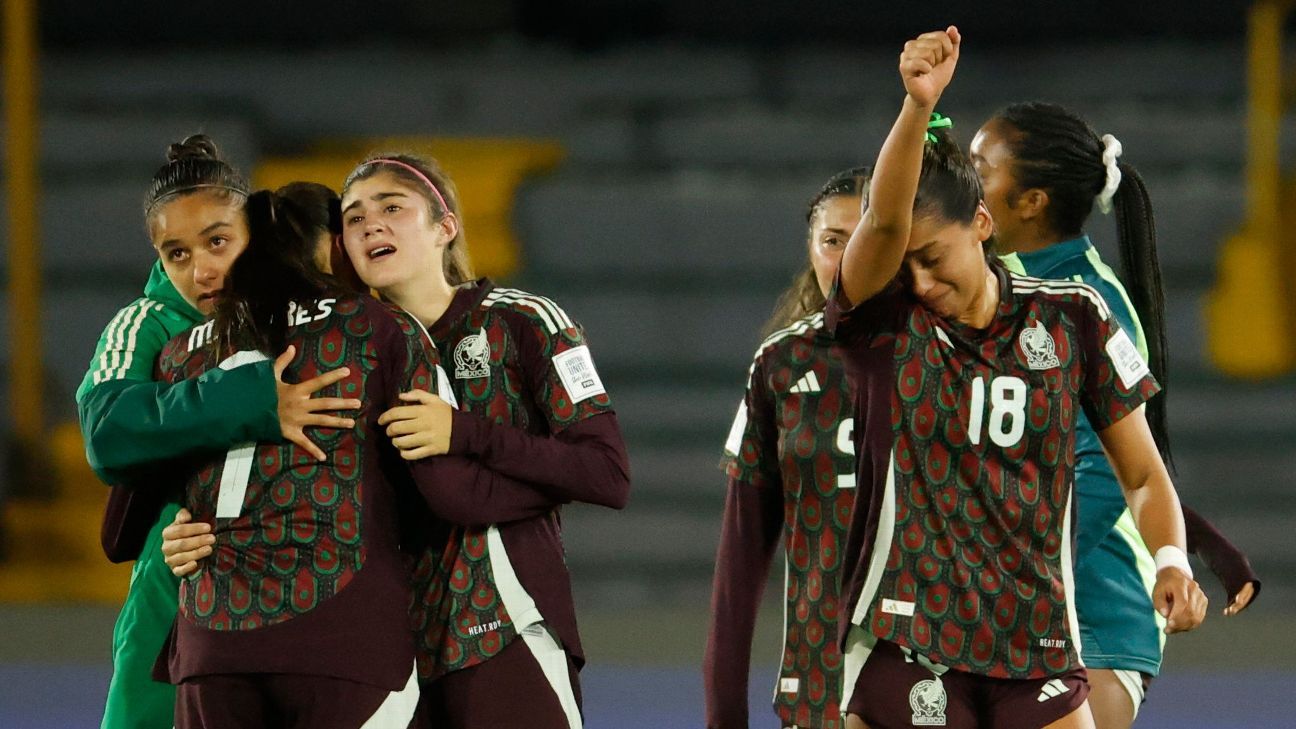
[926,113,952,144]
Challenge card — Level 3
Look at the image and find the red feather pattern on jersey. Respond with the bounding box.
[722,318,852,728]
[412,291,612,681]
[155,296,424,632]
[847,285,1160,680]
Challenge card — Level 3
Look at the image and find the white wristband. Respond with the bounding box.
[1153,545,1193,579]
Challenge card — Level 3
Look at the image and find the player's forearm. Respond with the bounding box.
[840,95,930,306]
[80,364,279,481]
[1122,472,1186,556]
[447,411,631,509]
[406,455,568,526]
[704,477,782,728]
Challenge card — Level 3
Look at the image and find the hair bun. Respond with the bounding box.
[166,134,221,164]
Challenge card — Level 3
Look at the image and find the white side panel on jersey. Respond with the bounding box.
[774,550,792,704]
[486,526,544,630]
[723,400,747,456]
[1060,488,1083,663]
[358,662,420,729]
[486,526,581,727]
[852,450,898,625]
[839,625,878,717]
[520,624,584,729]
[215,350,271,519]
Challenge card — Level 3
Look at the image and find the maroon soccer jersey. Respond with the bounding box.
[410,280,620,682]
[156,294,442,691]
[707,311,856,729]
[826,268,1159,680]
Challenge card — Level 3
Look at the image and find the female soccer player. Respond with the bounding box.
[830,28,1207,728]
[164,154,631,728]
[969,103,1260,728]
[78,137,359,729]
[152,185,453,727]
[339,154,630,729]
[705,167,870,729]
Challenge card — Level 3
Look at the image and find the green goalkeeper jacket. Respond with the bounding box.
[76,261,280,487]
[77,262,280,729]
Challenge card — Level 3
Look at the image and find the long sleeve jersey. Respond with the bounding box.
[707,311,855,729]
[410,280,630,683]
[75,261,279,562]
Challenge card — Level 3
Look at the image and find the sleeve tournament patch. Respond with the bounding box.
[1105,328,1150,389]
[553,345,606,404]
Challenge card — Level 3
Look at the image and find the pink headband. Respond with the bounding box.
[369,158,450,215]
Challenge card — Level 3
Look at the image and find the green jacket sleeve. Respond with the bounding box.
[76,298,281,485]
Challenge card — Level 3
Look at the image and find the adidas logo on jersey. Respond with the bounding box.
[1037,678,1071,702]
[789,371,822,393]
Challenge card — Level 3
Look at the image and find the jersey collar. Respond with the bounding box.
[429,277,492,338]
[1007,235,1094,279]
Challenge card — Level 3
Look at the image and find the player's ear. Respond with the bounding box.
[1017,188,1049,222]
[973,202,994,244]
[436,212,459,243]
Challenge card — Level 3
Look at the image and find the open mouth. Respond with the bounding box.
[367,245,397,261]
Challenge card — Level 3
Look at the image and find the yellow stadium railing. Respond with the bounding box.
[254,137,566,280]
[1206,0,1296,377]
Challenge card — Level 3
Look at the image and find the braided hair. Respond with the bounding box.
[763,166,872,335]
[993,102,1172,469]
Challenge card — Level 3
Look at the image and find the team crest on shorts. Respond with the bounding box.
[909,676,948,726]
[1019,320,1060,370]
[454,328,491,379]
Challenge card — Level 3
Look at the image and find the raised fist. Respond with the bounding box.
[900,26,961,108]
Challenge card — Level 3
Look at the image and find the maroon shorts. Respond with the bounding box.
[175,671,416,729]
[417,628,582,729]
[846,639,1089,729]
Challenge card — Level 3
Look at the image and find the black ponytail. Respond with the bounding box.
[211,190,340,357]
[995,102,1172,469]
[1110,162,1172,470]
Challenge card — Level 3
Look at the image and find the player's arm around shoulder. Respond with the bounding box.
[77,298,193,480]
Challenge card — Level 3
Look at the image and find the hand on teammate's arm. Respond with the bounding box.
[839,26,960,307]
[377,389,453,459]
[160,508,214,577]
[274,345,361,462]
[1097,408,1207,633]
